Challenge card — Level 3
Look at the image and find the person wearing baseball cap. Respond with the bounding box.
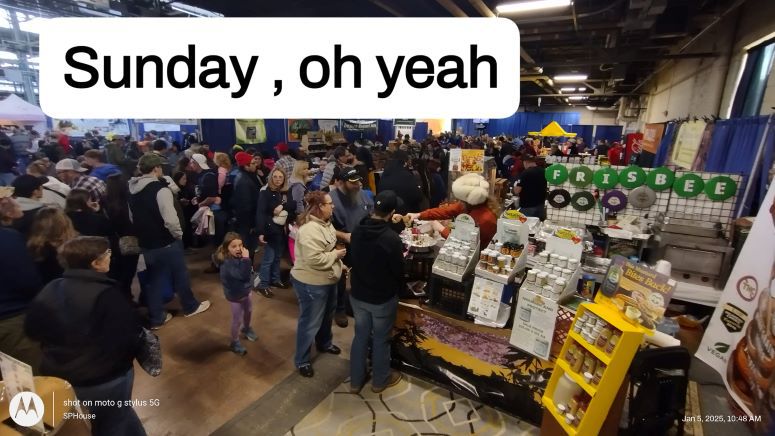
[129,152,211,329]
[188,152,228,259]
[231,151,262,260]
[55,158,106,204]
[329,165,373,327]
[348,190,404,393]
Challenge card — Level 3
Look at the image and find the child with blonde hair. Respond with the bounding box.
[216,232,258,355]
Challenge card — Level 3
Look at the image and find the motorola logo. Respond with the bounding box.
[9,391,44,427]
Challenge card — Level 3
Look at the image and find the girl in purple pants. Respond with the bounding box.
[217,232,258,355]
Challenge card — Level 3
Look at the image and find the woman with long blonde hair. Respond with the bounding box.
[27,207,77,285]
[213,152,232,194]
[254,167,294,297]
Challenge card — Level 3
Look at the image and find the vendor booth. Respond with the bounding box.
[388,137,767,434]
[0,94,47,132]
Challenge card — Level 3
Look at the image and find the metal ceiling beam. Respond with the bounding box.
[522,93,648,97]
[466,0,494,17]
[535,51,719,67]
[433,0,467,17]
[368,0,404,17]
[631,0,748,93]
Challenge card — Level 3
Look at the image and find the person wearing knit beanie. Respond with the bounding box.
[451,173,489,206]
[234,151,253,168]
[408,173,498,246]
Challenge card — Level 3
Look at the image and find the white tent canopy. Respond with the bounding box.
[0,94,46,122]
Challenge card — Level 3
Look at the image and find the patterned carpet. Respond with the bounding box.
[286,374,539,436]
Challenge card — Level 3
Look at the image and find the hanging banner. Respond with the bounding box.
[342,119,378,134]
[641,123,665,154]
[317,119,339,133]
[52,118,130,137]
[670,120,706,169]
[696,183,775,432]
[393,119,416,126]
[234,119,266,144]
[287,119,313,142]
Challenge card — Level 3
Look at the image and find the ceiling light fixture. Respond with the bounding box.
[577,87,586,91]
[560,87,577,92]
[169,2,224,17]
[496,0,571,14]
[568,96,586,100]
[554,74,588,82]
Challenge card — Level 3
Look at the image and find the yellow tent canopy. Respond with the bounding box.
[528,121,577,137]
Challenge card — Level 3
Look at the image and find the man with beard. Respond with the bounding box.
[330,167,374,328]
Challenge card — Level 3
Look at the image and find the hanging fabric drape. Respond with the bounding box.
[653,121,678,167]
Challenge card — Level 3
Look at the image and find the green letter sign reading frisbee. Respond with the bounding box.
[673,173,704,198]
[545,164,568,185]
[646,167,675,191]
[619,166,646,189]
[569,166,593,187]
[705,176,737,201]
[593,167,619,189]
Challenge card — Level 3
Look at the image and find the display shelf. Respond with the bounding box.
[431,266,465,282]
[556,360,597,396]
[541,396,577,436]
[542,302,644,435]
[474,266,513,284]
[568,331,612,365]
[582,301,652,335]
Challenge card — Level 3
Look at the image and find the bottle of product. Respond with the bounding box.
[606,331,621,353]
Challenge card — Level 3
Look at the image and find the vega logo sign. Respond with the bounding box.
[9,391,44,427]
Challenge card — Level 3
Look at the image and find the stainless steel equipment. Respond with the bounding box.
[651,216,734,288]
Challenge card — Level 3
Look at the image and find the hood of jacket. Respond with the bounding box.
[128,174,171,195]
[16,196,44,212]
[355,216,392,242]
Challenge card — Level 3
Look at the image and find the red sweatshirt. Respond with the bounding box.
[418,201,498,246]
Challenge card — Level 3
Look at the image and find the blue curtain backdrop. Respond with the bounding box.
[453,112,581,137]
[567,125,594,146]
[378,120,393,144]
[201,119,288,157]
[652,121,678,167]
[704,115,775,215]
[593,125,624,143]
[414,122,429,141]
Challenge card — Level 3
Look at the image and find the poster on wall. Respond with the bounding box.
[696,183,775,433]
[317,119,339,133]
[234,119,267,144]
[641,123,665,154]
[670,120,707,169]
[53,118,130,137]
[342,119,378,134]
[288,119,313,141]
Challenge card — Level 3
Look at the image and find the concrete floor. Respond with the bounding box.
[130,250,355,436]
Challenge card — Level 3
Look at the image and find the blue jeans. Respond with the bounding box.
[349,295,398,387]
[520,205,546,221]
[142,240,200,326]
[292,278,336,368]
[73,368,146,436]
[258,236,283,288]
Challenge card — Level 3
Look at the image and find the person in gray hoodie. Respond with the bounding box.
[128,153,211,330]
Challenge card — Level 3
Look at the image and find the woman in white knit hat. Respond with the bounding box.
[406,173,498,246]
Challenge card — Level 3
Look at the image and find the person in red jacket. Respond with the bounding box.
[608,141,624,166]
[407,173,498,246]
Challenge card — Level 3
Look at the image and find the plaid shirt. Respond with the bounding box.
[275,156,296,178]
[72,174,107,203]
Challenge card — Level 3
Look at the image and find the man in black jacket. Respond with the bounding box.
[231,151,262,261]
[348,190,404,394]
[377,150,424,214]
[129,153,210,329]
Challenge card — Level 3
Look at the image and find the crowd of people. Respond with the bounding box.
[0,124,621,434]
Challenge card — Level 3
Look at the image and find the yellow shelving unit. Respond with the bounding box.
[541,302,645,435]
